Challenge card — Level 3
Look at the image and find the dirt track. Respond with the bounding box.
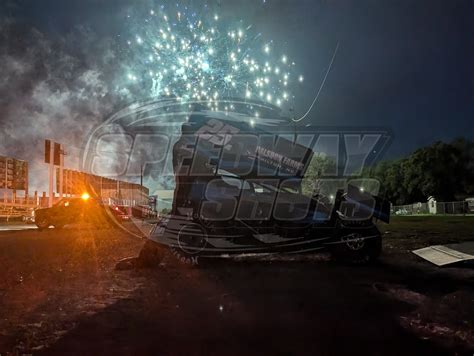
[0,224,473,355]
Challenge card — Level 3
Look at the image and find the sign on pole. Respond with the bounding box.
[45,140,65,206]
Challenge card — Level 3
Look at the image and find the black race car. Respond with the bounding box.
[34,195,129,230]
[150,110,390,264]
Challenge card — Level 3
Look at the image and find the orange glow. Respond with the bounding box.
[81,192,90,201]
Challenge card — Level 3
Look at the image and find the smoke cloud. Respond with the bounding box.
[0,16,135,192]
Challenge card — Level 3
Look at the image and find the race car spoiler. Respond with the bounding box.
[178,113,314,179]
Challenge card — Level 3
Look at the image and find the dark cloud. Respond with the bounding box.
[0,17,133,191]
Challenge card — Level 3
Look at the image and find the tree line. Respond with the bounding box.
[363,138,474,205]
[302,138,473,205]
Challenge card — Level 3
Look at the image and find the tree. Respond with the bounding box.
[301,154,337,196]
[364,138,474,204]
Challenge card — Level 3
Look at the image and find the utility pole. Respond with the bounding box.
[4,158,7,193]
[59,144,64,198]
[45,140,63,207]
[48,142,54,207]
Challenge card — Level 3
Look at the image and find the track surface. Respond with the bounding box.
[0,226,472,355]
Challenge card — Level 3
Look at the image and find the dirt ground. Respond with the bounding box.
[0,217,473,355]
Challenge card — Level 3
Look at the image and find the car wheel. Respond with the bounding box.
[168,223,208,266]
[177,223,208,255]
[35,217,50,230]
[330,222,382,264]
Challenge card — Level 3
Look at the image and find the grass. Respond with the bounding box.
[382,215,474,236]
[378,215,474,253]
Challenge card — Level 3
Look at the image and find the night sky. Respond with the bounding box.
[0,0,473,179]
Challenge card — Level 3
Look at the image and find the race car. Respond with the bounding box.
[150,107,390,263]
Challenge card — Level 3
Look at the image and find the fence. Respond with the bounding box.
[0,191,38,220]
[392,201,472,215]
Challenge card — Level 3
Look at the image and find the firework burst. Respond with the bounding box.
[122,5,302,110]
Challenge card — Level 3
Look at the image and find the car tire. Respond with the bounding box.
[35,217,50,231]
[162,223,208,266]
[330,222,382,264]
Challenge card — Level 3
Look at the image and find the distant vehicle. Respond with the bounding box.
[111,205,131,222]
[34,194,129,230]
[395,208,409,215]
[22,212,35,224]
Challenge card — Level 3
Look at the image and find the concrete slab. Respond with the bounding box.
[413,242,474,266]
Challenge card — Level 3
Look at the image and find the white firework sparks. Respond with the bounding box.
[122,5,302,109]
